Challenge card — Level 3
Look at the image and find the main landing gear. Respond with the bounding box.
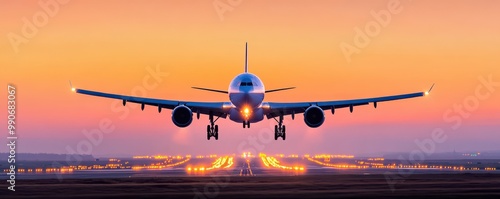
[207,114,219,140]
[274,115,286,140]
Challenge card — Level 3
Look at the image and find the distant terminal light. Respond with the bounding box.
[153,155,170,159]
[133,155,192,159]
[313,154,355,159]
[367,158,384,161]
[133,156,151,159]
[462,153,481,157]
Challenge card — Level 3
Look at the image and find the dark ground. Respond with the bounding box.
[3,173,500,199]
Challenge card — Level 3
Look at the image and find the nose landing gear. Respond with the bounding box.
[243,121,250,128]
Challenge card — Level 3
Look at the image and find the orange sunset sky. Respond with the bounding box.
[1,0,499,156]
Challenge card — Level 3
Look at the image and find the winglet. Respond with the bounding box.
[425,83,435,95]
[244,42,248,73]
[69,80,76,92]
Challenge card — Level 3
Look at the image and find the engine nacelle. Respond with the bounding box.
[171,105,193,127]
[304,105,325,128]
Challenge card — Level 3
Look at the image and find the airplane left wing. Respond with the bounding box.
[74,88,230,118]
[264,85,433,118]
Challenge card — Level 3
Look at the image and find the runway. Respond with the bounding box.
[10,156,499,180]
[4,173,500,198]
[3,156,500,198]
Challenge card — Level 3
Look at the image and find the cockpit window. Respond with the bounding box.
[240,82,253,86]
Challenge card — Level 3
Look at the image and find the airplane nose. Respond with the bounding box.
[230,86,263,108]
[238,87,251,100]
[243,92,251,100]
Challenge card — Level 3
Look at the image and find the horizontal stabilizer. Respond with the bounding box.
[265,87,296,93]
[192,87,228,94]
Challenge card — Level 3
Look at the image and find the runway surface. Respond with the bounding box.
[3,157,500,198]
[3,173,500,198]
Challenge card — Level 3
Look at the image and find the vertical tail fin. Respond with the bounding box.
[245,42,248,73]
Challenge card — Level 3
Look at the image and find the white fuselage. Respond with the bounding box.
[227,73,265,123]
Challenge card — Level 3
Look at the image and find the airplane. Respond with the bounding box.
[71,43,434,141]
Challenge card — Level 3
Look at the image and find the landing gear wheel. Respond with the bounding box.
[247,122,250,128]
[243,122,246,128]
[274,125,278,140]
[207,113,220,140]
[274,116,286,141]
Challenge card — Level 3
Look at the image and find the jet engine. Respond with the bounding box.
[304,105,325,128]
[172,105,193,127]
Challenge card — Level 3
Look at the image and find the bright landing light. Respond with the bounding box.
[425,91,429,96]
[241,106,251,118]
[71,88,76,92]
